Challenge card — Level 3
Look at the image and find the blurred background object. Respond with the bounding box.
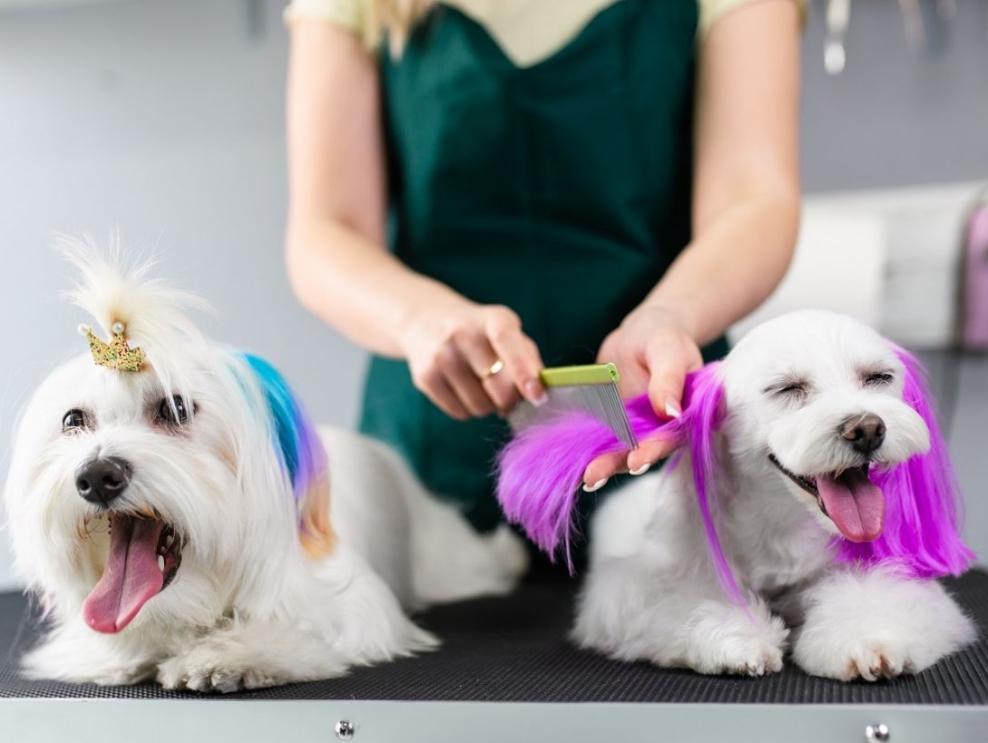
[961,188,988,349]
[824,0,850,74]
[0,0,986,588]
[823,0,975,75]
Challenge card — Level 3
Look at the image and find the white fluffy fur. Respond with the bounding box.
[4,242,526,692]
[574,311,976,680]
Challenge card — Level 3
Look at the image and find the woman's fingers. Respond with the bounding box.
[436,345,497,417]
[484,306,547,404]
[483,373,520,414]
[646,357,687,420]
[582,430,680,489]
[597,341,650,402]
[406,303,547,420]
[413,366,471,420]
[582,450,627,490]
[455,330,520,413]
[582,306,705,479]
[626,431,680,473]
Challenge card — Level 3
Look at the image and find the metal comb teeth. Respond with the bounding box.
[541,383,637,449]
[508,364,638,450]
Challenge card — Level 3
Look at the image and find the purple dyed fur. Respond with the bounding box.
[496,363,745,602]
[497,349,974,606]
[838,349,975,577]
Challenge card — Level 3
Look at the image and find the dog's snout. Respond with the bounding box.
[840,414,886,456]
[75,457,131,505]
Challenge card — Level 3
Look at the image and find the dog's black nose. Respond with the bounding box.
[840,414,886,456]
[75,457,131,505]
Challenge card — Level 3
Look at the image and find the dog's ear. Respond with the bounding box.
[839,348,975,576]
[237,353,336,559]
[496,362,743,600]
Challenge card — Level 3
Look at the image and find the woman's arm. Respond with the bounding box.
[585,0,801,486]
[285,19,434,357]
[285,20,545,419]
[645,0,801,343]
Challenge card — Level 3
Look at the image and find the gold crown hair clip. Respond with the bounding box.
[78,320,146,373]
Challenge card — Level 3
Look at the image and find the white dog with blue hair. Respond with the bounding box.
[4,242,526,692]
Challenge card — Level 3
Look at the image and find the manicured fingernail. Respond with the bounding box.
[526,380,548,406]
[664,398,682,418]
[582,478,607,493]
[629,463,650,476]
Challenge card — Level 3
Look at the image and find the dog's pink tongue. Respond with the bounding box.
[82,515,165,633]
[816,469,885,543]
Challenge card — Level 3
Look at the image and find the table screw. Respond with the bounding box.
[865,723,890,742]
[335,720,355,740]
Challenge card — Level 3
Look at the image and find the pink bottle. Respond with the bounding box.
[961,196,988,350]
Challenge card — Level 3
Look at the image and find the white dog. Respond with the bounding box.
[499,311,977,681]
[4,244,526,692]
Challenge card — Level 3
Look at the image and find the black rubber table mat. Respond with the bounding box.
[1,570,986,703]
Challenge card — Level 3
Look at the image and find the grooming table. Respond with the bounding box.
[2,572,987,743]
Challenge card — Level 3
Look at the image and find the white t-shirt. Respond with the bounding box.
[285,0,806,67]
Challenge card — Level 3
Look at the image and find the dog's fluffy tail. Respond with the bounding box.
[496,363,743,603]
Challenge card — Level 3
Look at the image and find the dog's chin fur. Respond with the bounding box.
[4,243,527,692]
[573,311,976,681]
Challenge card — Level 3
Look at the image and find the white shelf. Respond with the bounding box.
[732,181,984,349]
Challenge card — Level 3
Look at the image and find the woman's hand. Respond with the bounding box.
[399,299,547,420]
[582,305,703,490]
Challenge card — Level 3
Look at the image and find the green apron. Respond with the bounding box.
[359,0,728,532]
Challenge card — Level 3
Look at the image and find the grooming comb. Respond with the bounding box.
[509,363,638,449]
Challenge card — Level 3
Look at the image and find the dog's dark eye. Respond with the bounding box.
[157,396,194,426]
[863,371,894,387]
[61,409,88,432]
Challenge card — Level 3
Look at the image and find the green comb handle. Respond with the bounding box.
[539,363,620,388]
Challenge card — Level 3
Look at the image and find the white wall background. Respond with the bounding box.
[0,0,367,589]
[0,0,985,589]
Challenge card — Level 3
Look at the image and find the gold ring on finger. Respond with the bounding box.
[482,359,505,379]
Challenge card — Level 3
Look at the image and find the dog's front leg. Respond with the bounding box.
[573,557,789,676]
[792,566,976,681]
[157,569,437,693]
[21,620,161,686]
[156,620,353,692]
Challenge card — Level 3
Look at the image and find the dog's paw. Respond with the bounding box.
[687,633,786,677]
[841,641,914,682]
[683,603,789,677]
[157,654,282,693]
[793,570,978,682]
[794,636,921,682]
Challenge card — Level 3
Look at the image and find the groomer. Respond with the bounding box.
[284,0,803,534]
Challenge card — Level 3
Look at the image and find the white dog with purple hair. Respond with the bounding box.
[498,311,977,680]
[4,244,526,692]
